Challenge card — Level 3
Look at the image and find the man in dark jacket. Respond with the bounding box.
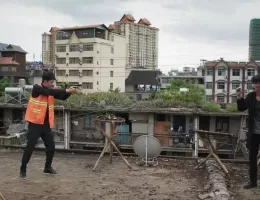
[237,74,260,189]
[20,71,76,179]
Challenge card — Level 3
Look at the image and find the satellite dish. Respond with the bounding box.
[133,135,161,166]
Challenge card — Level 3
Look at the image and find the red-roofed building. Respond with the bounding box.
[0,42,27,83]
[203,58,260,103]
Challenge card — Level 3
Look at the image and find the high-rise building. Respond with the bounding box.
[42,32,52,65]
[249,18,260,60]
[42,24,126,93]
[109,14,159,69]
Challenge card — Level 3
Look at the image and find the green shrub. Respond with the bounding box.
[202,102,221,112]
[226,104,238,112]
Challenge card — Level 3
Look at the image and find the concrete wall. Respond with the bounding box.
[208,116,240,135]
[129,113,154,135]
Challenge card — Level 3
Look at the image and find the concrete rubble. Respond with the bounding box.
[199,159,230,200]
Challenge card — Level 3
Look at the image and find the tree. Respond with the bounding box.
[159,79,205,105]
[0,77,10,96]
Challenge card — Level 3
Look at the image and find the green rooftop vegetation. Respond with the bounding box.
[0,78,239,112]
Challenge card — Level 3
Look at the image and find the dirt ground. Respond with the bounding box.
[228,163,260,200]
[0,149,205,200]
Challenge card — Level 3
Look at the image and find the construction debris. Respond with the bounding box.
[199,159,230,200]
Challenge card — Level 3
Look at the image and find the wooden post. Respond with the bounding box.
[93,140,108,171]
[92,117,132,171]
[0,192,5,200]
[110,121,115,164]
[194,116,199,157]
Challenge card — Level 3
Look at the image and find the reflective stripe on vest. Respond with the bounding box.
[25,91,55,128]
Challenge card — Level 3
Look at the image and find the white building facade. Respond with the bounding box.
[42,24,126,93]
[204,58,259,103]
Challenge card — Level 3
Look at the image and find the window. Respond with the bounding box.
[69,70,79,76]
[232,69,240,76]
[110,71,114,77]
[231,82,240,90]
[216,117,229,132]
[110,59,114,65]
[83,44,93,51]
[56,31,72,40]
[217,68,226,76]
[111,47,114,54]
[217,82,225,90]
[110,83,113,90]
[69,57,79,64]
[247,69,255,76]
[11,67,16,72]
[206,95,212,102]
[82,82,93,89]
[206,69,213,76]
[69,45,79,52]
[216,96,225,103]
[56,70,66,76]
[247,82,253,90]
[84,115,95,128]
[82,70,93,76]
[57,46,66,52]
[56,58,66,64]
[206,82,212,89]
[231,96,237,103]
[83,57,93,64]
[0,66,8,71]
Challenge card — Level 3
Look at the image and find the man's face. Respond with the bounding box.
[43,80,54,89]
[252,82,260,92]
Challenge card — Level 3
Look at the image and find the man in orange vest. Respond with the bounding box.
[20,71,76,179]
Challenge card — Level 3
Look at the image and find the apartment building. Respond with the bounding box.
[42,33,52,65]
[42,24,126,93]
[204,58,260,103]
[0,43,27,83]
[109,14,159,69]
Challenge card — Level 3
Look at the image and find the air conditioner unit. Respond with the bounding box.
[225,76,227,79]
[66,63,69,66]
[223,89,226,92]
[66,74,68,77]
[79,49,82,52]
[97,51,99,54]
[79,62,82,65]
[78,72,82,77]
[66,53,69,55]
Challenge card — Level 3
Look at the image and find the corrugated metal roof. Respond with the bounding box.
[125,70,160,85]
[0,43,27,54]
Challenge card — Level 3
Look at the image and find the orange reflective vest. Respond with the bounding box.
[25,92,55,128]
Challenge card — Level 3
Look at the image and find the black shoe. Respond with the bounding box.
[243,181,257,189]
[20,169,27,179]
[43,167,58,175]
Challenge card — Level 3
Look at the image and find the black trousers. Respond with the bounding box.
[249,134,260,184]
[21,123,55,170]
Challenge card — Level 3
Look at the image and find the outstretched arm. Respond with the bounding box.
[32,84,75,100]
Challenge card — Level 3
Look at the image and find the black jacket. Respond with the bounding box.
[237,92,256,149]
[29,84,70,130]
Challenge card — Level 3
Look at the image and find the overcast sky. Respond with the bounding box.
[0,0,259,73]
